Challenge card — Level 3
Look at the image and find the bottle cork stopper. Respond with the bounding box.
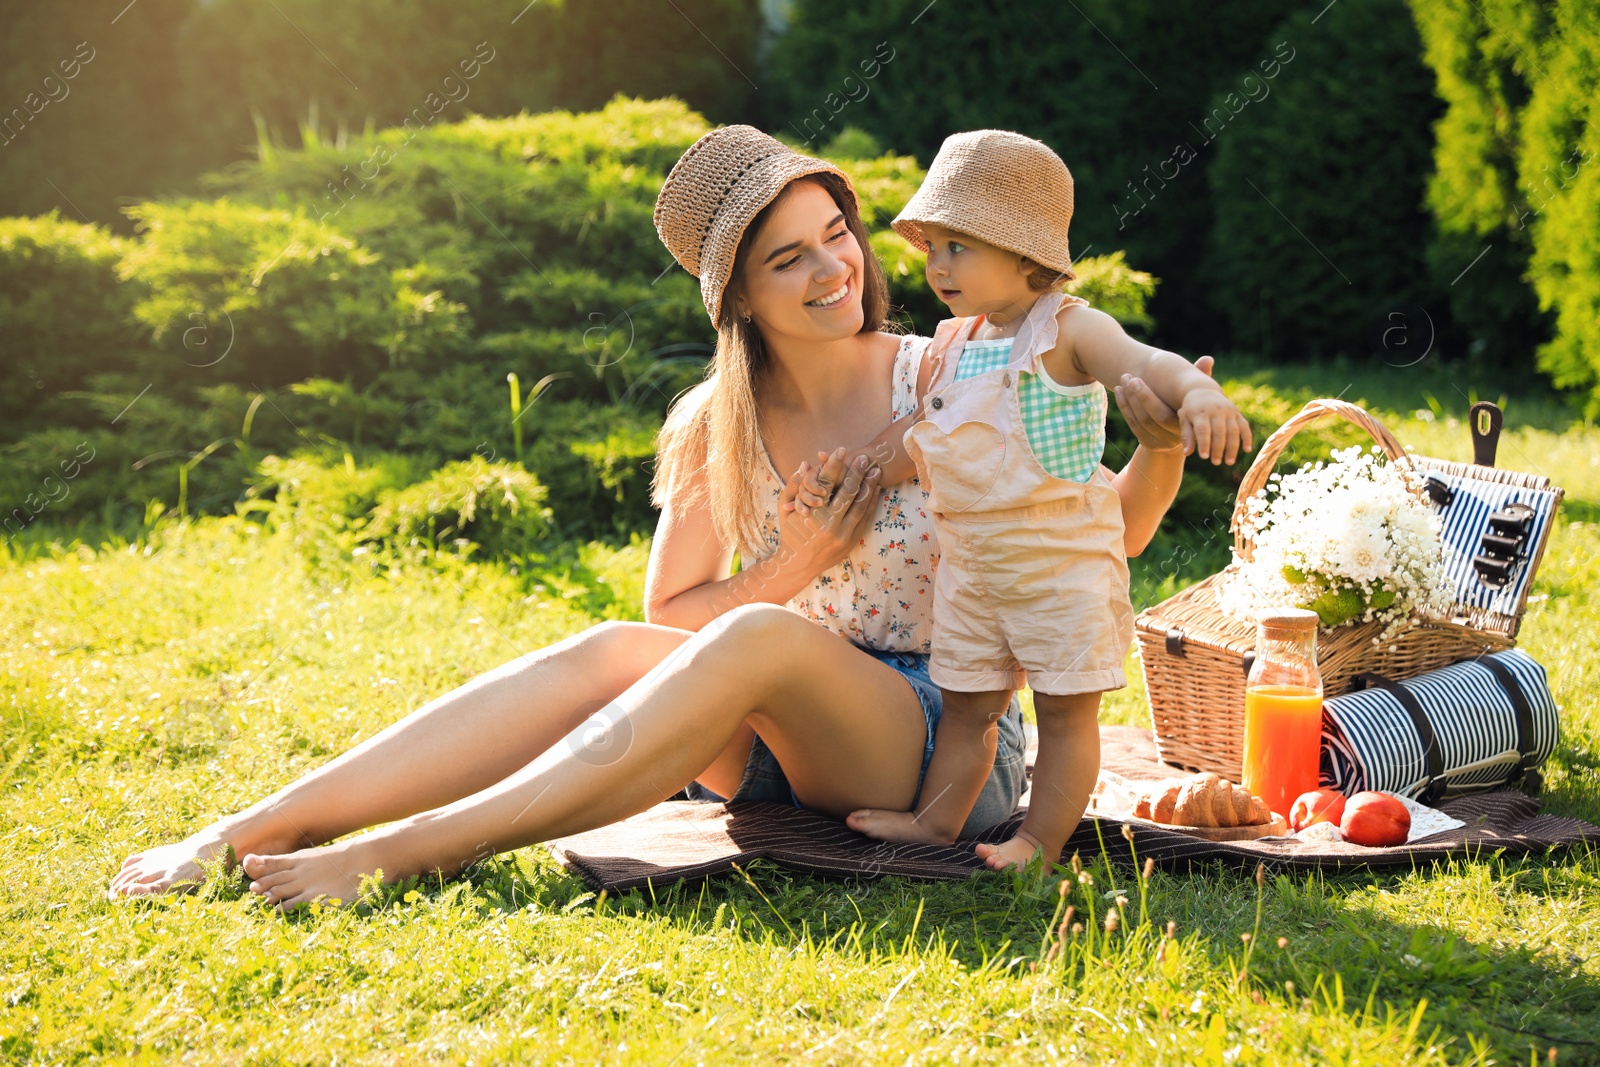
[1256,607,1320,630]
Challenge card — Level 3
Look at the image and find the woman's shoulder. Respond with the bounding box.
[872,329,931,360]
[870,328,930,344]
[873,331,933,417]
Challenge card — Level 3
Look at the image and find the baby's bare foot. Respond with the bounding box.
[242,838,396,911]
[846,808,955,845]
[974,829,1053,872]
[108,832,236,899]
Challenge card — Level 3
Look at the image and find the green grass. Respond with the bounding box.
[3,376,1599,1064]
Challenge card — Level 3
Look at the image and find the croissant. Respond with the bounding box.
[1133,773,1271,827]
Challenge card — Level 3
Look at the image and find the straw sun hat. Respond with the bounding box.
[653,125,858,324]
[892,129,1077,279]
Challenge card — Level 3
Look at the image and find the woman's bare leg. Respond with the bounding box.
[846,688,1014,845]
[239,605,932,909]
[109,621,693,897]
[694,722,758,800]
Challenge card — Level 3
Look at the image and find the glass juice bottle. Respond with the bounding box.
[1241,608,1324,820]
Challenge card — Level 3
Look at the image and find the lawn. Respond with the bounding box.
[2,366,1598,1065]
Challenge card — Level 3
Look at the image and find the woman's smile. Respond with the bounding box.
[805,278,854,309]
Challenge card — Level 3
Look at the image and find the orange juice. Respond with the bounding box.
[1242,685,1324,819]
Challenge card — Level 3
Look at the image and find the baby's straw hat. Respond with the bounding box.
[654,125,858,323]
[893,129,1076,279]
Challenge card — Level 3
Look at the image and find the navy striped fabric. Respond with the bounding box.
[1427,471,1559,616]
[1319,649,1559,799]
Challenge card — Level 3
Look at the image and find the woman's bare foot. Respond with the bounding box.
[108,827,259,898]
[109,822,307,899]
[108,834,231,898]
[242,836,400,911]
[973,828,1052,872]
[846,808,956,845]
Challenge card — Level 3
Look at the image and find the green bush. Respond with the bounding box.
[1410,0,1600,408]
[194,96,715,405]
[524,534,651,620]
[0,215,144,433]
[765,0,1295,346]
[1067,252,1157,336]
[248,449,425,565]
[363,455,550,559]
[0,1,761,226]
[118,198,469,387]
[0,99,715,537]
[1204,0,1442,361]
[523,401,666,541]
[0,381,292,533]
[1408,0,1557,375]
[1517,0,1600,413]
[0,97,1169,545]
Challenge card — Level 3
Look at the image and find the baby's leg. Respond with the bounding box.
[847,688,1013,845]
[975,691,1101,871]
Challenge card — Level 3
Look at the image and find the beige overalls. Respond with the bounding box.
[905,291,1135,696]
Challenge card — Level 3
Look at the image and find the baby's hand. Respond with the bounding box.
[1179,384,1253,465]
[1115,355,1214,452]
[781,447,850,516]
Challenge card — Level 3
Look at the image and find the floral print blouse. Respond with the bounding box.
[742,334,938,655]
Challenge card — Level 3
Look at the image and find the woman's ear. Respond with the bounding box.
[1018,255,1039,278]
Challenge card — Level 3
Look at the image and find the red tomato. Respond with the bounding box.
[1339,791,1411,847]
[1289,788,1347,832]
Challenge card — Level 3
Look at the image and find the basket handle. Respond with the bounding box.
[1231,398,1409,559]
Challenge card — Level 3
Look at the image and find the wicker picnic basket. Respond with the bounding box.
[1135,398,1563,782]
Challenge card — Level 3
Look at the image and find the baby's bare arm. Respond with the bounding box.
[1056,308,1252,464]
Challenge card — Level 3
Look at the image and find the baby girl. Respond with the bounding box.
[794,129,1251,870]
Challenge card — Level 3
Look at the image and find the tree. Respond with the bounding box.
[763,0,1289,349]
[1204,0,1443,362]
[1409,0,1555,378]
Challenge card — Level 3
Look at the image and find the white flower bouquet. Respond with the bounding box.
[1218,445,1452,642]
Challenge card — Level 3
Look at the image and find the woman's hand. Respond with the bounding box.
[1114,355,1214,453]
[1112,356,1212,556]
[775,450,882,574]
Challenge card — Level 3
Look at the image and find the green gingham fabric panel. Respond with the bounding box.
[954,339,1107,483]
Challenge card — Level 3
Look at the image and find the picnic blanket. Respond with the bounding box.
[547,725,1600,892]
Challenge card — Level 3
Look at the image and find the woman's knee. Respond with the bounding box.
[534,620,689,683]
[706,603,811,652]
[696,604,814,683]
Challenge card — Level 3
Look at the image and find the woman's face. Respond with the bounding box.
[735,180,866,343]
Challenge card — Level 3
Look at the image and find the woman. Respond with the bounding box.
[109,126,1192,907]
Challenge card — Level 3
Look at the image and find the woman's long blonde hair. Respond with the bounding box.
[652,173,890,553]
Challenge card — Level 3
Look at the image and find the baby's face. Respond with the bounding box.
[920,223,1032,319]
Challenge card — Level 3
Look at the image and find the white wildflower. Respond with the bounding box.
[1217,447,1451,643]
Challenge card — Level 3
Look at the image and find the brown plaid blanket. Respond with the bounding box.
[547,725,1599,892]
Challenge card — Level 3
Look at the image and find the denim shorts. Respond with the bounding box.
[684,646,1028,838]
